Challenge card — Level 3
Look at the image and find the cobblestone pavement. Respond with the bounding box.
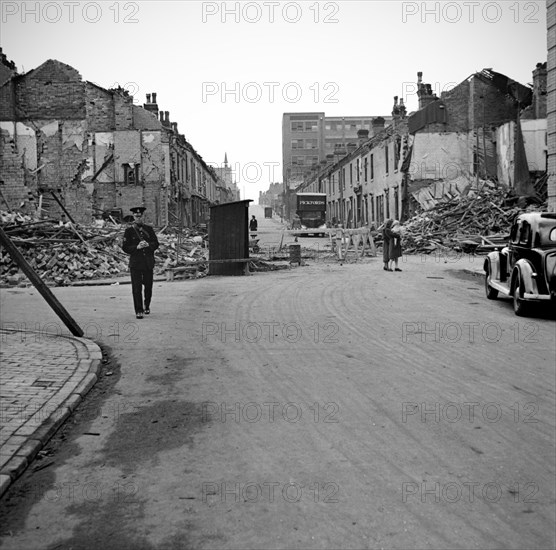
[0,329,102,498]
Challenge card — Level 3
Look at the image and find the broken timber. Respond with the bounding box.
[0,226,84,337]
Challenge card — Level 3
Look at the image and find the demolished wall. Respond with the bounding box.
[497,119,547,187]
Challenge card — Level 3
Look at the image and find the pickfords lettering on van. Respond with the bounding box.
[295,192,327,235]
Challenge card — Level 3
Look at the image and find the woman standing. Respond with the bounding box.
[388,220,403,272]
[382,219,393,271]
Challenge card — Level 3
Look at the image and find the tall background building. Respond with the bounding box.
[282,112,392,190]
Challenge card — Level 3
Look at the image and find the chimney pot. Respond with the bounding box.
[146,93,151,103]
[357,129,369,144]
[152,92,157,103]
[159,112,164,122]
[164,111,169,123]
[372,116,385,132]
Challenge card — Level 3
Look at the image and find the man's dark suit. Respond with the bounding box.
[122,222,159,314]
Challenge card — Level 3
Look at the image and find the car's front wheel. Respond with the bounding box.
[513,281,529,316]
[485,266,498,300]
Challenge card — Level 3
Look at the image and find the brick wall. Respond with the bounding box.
[441,80,469,131]
[440,75,519,133]
[0,57,185,224]
[15,61,86,120]
[0,81,16,120]
[86,84,115,131]
[114,92,133,131]
[0,121,38,213]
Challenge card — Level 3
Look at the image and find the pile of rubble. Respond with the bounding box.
[0,211,209,286]
[155,229,209,279]
[399,183,546,254]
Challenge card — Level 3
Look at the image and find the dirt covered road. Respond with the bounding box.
[0,254,555,549]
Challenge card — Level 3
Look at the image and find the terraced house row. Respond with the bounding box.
[289,64,549,227]
[0,49,239,227]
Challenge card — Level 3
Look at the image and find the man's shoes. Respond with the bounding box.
[383,266,388,271]
[144,309,150,315]
[136,312,144,319]
[395,268,402,272]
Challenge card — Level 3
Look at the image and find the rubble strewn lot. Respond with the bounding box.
[0,212,209,286]
[399,182,547,254]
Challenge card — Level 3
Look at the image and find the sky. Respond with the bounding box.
[0,0,548,201]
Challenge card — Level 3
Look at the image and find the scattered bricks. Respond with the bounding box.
[1,211,208,284]
[46,256,58,269]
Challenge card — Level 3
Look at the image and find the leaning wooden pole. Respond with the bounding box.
[0,226,84,337]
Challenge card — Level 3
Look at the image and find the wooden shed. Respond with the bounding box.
[209,199,252,275]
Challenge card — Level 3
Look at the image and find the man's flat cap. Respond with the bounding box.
[130,206,146,214]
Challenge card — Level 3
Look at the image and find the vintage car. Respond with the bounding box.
[484,212,556,316]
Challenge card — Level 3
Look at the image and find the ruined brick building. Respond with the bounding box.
[0,51,234,226]
[293,63,547,225]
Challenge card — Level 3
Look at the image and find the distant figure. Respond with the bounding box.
[388,220,403,272]
[382,219,393,271]
[249,215,258,237]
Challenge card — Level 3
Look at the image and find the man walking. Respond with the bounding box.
[122,206,159,319]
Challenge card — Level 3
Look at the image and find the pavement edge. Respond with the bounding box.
[0,333,103,499]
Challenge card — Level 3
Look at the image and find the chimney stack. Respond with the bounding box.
[357,129,369,145]
[532,61,547,119]
[399,98,407,118]
[371,117,385,135]
[417,72,438,109]
[143,91,159,117]
[346,142,358,154]
[392,95,401,121]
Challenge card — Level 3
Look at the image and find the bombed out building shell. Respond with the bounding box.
[0,52,234,226]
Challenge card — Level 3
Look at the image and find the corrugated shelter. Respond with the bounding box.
[209,199,252,275]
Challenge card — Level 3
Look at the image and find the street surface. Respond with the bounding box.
[0,205,555,549]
